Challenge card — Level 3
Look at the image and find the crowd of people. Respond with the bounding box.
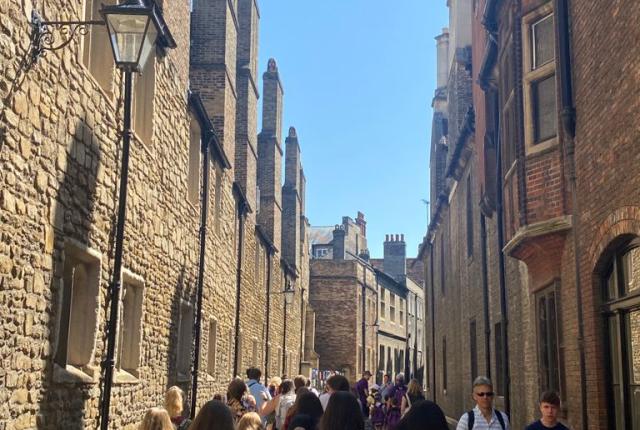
[137,369,567,430]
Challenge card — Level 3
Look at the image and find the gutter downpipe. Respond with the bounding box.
[190,131,212,418]
[362,266,367,374]
[555,0,586,428]
[430,243,436,403]
[233,200,246,377]
[264,249,272,381]
[496,98,511,416]
[480,214,492,379]
[299,287,305,374]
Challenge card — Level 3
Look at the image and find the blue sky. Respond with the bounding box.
[258,2,448,258]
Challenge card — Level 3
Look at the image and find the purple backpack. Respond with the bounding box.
[370,403,385,425]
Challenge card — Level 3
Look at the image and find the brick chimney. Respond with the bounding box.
[235,0,260,216]
[257,59,284,252]
[332,225,346,260]
[383,234,407,281]
[190,0,238,166]
[282,127,302,269]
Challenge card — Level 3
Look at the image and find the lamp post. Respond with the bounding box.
[99,2,166,429]
[281,279,294,375]
[29,2,173,428]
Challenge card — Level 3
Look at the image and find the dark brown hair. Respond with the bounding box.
[319,391,364,430]
[227,378,248,402]
[189,400,235,430]
[540,391,561,407]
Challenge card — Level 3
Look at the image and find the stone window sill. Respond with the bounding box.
[114,369,140,385]
[53,363,99,384]
[176,372,191,383]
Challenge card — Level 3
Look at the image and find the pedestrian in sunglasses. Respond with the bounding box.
[455,376,509,430]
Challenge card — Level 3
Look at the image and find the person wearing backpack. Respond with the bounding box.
[260,379,296,430]
[388,373,408,412]
[456,376,509,430]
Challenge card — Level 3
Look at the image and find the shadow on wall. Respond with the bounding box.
[38,120,103,429]
[167,263,196,415]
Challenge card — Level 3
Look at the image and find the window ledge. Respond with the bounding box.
[114,369,141,385]
[53,363,99,384]
[204,374,215,382]
[176,372,191,383]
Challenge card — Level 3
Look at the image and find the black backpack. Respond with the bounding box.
[467,409,505,430]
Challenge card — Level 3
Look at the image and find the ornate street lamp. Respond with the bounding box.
[30,2,174,429]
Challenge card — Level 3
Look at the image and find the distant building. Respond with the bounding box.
[310,217,424,385]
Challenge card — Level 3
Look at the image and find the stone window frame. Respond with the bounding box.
[176,300,194,382]
[187,114,202,206]
[53,239,102,384]
[522,3,558,155]
[114,269,145,384]
[132,58,156,147]
[379,288,386,320]
[389,293,396,324]
[535,280,563,399]
[399,298,404,327]
[207,317,218,379]
[80,0,116,97]
[214,164,223,236]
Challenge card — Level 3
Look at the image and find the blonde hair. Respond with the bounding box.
[268,376,282,388]
[139,407,174,430]
[237,412,264,430]
[164,386,184,418]
[407,379,423,397]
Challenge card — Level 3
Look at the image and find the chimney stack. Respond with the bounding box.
[436,28,450,88]
[383,233,407,281]
[332,225,346,260]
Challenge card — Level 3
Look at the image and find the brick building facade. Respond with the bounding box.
[421,0,640,429]
[310,217,425,385]
[0,0,316,428]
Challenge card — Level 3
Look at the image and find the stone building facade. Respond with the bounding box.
[0,0,316,428]
[421,0,640,429]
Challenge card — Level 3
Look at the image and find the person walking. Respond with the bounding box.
[525,391,568,430]
[380,374,393,400]
[396,400,448,430]
[400,379,424,417]
[456,376,509,430]
[318,374,350,410]
[164,386,190,430]
[319,391,364,430]
[247,367,272,424]
[260,379,297,430]
[227,378,257,424]
[238,412,266,430]
[139,407,174,430]
[355,371,372,417]
[283,391,324,430]
[189,400,235,430]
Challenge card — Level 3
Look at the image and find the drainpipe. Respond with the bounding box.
[480,214,491,379]
[264,249,272,381]
[554,0,586,428]
[496,102,511,416]
[190,131,212,418]
[362,266,367,374]
[299,288,306,374]
[282,280,288,376]
[430,243,436,403]
[233,202,246,377]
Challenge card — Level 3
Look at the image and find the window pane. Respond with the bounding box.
[532,14,554,69]
[547,292,560,392]
[607,265,618,301]
[538,295,549,390]
[609,316,625,429]
[533,74,557,143]
[622,247,640,295]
